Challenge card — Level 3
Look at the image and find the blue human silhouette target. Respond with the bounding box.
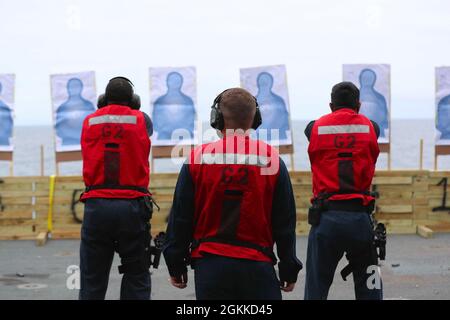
[51,71,96,152]
[240,65,292,145]
[343,64,391,143]
[149,67,197,146]
[436,67,450,144]
[0,74,15,151]
[359,69,389,138]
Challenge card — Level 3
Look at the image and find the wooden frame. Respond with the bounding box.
[0,151,13,176]
[54,151,82,176]
[379,143,391,170]
[277,144,295,171]
[434,145,450,170]
[150,145,193,170]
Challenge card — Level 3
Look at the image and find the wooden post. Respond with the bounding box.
[387,151,391,171]
[388,64,392,171]
[434,153,438,171]
[290,153,295,171]
[151,145,193,173]
[40,145,44,176]
[419,139,424,170]
[150,149,155,174]
[0,152,13,176]
[36,232,48,246]
[47,175,56,238]
[417,225,433,239]
[284,66,296,172]
[434,145,450,171]
[54,151,82,176]
[380,144,391,170]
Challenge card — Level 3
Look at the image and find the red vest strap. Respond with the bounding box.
[191,237,276,263]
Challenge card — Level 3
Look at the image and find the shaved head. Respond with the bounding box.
[219,88,257,130]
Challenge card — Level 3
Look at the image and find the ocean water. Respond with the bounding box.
[0,119,449,177]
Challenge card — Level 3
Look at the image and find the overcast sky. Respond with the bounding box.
[1,0,449,125]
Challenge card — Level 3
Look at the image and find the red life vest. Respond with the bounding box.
[188,134,280,263]
[81,104,151,200]
[308,108,379,205]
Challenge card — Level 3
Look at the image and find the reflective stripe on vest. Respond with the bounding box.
[318,124,370,135]
[199,153,270,166]
[88,115,137,125]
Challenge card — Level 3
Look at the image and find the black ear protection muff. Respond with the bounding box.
[97,76,141,110]
[97,93,107,108]
[210,90,262,131]
[209,90,226,131]
[252,98,262,129]
[131,94,141,110]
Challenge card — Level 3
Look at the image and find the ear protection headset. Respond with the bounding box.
[97,76,141,110]
[210,89,262,131]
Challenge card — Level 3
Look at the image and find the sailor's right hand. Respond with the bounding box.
[280,281,295,293]
[170,273,188,289]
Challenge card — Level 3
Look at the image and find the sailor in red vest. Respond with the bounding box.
[163,88,302,300]
[304,82,383,300]
[79,77,154,300]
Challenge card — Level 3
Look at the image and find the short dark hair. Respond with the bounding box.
[105,77,133,104]
[331,81,360,109]
[220,88,256,130]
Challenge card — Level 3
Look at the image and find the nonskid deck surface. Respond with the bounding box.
[1,234,450,300]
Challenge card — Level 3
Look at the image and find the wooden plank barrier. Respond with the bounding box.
[1,171,450,242]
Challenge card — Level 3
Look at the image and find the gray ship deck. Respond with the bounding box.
[1,234,449,300]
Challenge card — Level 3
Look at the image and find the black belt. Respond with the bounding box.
[325,199,373,213]
[85,185,150,194]
[191,237,276,263]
